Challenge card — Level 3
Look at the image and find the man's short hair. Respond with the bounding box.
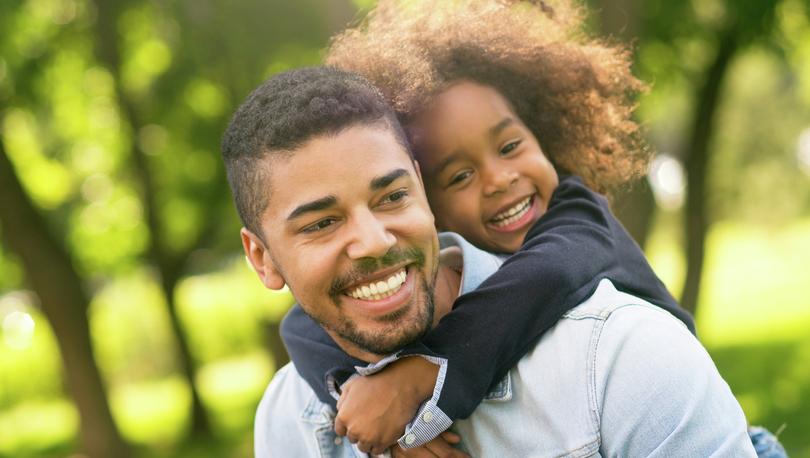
[221,66,410,237]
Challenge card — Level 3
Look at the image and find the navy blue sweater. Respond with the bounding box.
[280,175,695,421]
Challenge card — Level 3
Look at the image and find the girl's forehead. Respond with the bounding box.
[412,83,521,149]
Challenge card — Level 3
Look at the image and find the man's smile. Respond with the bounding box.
[340,265,418,318]
[347,267,408,300]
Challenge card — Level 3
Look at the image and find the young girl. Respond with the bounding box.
[280,0,779,456]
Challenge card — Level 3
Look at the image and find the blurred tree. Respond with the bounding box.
[0,0,356,450]
[643,1,781,315]
[0,134,130,457]
[593,0,787,315]
[80,0,356,435]
[592,0,658,248]
[89,0,219,435]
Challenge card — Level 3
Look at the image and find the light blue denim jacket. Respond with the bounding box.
[255,233,756,457]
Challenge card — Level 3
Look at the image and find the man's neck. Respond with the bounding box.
[431,264,462,327]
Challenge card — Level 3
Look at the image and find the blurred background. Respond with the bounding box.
[0,0,808,456]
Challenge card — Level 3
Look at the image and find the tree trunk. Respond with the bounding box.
[90,0,213,436]
[680,30,738,315]
[612,179,656,248]
[158,266,212,436]
[595,0,656,248]
[0,138,131,458]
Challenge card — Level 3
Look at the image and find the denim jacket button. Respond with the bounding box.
[334,437,342,445]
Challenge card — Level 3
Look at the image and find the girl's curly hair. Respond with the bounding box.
[326,0,649,195]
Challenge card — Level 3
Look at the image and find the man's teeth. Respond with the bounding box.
[491,197,532,227]
[348,269,407,301]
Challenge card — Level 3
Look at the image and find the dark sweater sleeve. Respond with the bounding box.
[280,304,366,409]
[422,176,623,419]
[280,175,692,421]
[280,176,621,414]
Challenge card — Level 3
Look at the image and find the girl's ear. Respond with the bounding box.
[241,228,286,290]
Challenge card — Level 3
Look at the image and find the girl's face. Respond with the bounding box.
[411,81,559,253]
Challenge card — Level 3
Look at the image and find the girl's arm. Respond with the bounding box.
[281,176,694,450]
[279,304,363,409]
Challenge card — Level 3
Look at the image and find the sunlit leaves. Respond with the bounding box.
[120,5,173,94]
[0,294,63,407]
[776,0,810,105]
[184,79,227,119]
[68,186,148,273]
[122,39,172,94]
[89,272,176,383]
[0,246,23,292]
[2,109,74,209]
[176,259,294,363]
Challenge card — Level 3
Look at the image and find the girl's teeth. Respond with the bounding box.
[349,268,407,300]
[491,197,532,227]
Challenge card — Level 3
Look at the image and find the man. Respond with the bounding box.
[221,67,756,457]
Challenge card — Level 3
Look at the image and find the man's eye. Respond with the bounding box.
[499,140,522,156]
[302,218,336,233]
[448,170,472,186]
[381,189,409,205]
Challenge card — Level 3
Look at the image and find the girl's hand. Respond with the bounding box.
[334,357,438,454]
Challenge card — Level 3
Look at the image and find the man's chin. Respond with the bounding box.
[336,290,434,356]
[339,313,431,355]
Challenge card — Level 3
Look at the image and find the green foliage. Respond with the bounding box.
[712,339,810,457]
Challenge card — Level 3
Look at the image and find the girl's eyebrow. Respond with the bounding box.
[489,117,516,140]
[433,151,464,176]
[430,117,516,177]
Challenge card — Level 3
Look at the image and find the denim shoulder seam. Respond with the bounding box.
[586,313,606,447]
[565,300,659,322]
[556,437,601,458]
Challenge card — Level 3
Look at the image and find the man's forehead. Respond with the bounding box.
[262,126,417,214]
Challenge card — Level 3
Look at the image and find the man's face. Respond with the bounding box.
[242,124,440,360]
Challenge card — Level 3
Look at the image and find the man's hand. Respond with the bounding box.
[334,357,439,454]
[391,432,469,458]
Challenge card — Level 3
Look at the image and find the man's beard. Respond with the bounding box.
[316,246,437,355]
[327,275,435,355]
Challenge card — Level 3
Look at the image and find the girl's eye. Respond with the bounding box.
[302,218,336,233]
[381,189,409,205]
[448,170,472,186]
[499,140,522,156]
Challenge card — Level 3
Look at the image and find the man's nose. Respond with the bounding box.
[482,166,519,197]
[346,210,397,260]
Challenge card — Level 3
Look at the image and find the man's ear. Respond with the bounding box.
[241,228,286,290]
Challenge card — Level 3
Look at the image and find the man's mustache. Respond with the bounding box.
[329,247,426,296]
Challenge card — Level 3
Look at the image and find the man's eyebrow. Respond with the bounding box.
[489,117,516,139]
[286,195,337,221]
[370,168,409,191]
